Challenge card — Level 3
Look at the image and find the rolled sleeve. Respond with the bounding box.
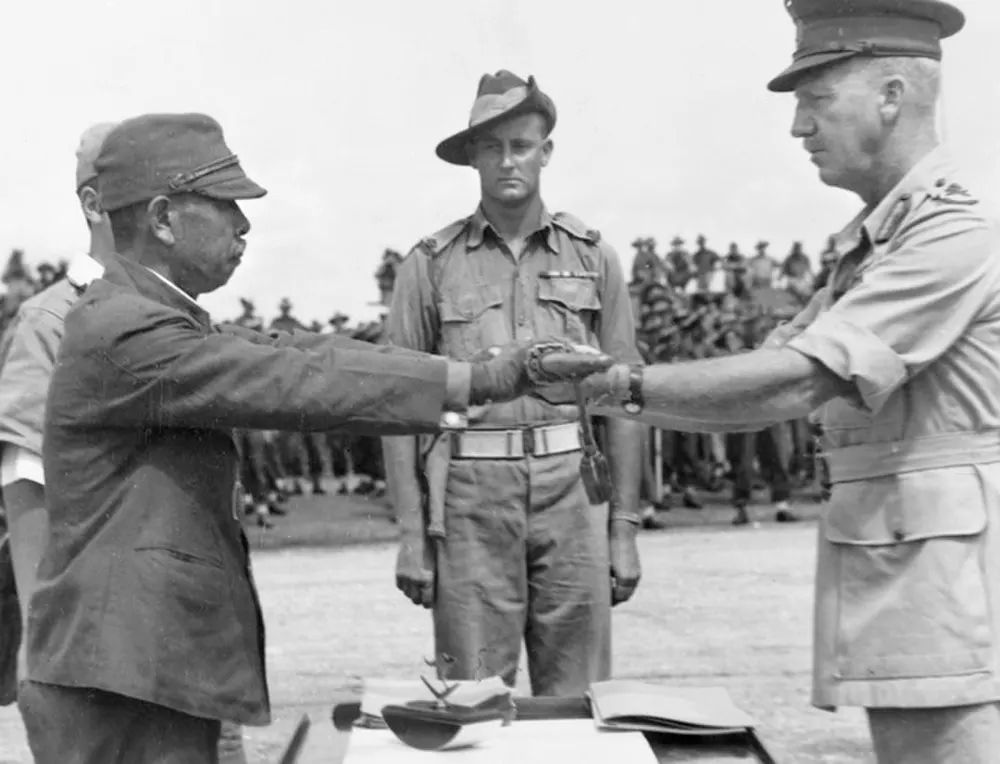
[596,243,643,365]
[787,206,999,414]
[787,312,906,413]
[1,445,44,488]
[0,306,63,455]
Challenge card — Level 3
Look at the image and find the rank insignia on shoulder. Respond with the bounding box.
[875,194,912,244]
[933,180,979,206]
[416,218,471,257]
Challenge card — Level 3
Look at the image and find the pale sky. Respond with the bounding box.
[3,0,999,326]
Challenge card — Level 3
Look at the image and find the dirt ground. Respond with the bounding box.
[0,491,875,763]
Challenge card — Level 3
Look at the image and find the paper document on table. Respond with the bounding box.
[344,719,657,764]
[587,680,756,735]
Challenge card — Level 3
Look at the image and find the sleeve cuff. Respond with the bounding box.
[443,361,472,413]
[1,445,45,488]
[786,312,907,415]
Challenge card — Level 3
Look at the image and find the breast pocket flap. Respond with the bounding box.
[537,277,601,312]
[825,468,987,546]
[439,285,504,323]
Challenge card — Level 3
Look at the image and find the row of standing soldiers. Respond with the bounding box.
[627,234,840,524]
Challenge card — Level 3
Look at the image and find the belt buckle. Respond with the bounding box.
[521,428,535,457]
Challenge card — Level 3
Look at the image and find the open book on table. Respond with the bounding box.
[586,679,756,736]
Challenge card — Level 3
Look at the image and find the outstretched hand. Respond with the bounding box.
[526,341,614,385]
[468,339,613,406]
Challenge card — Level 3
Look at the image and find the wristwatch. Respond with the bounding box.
[623,365,644,415]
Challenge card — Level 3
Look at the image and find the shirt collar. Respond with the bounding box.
[142,266,202,310]
[860,144,955,245]
[830,145,955,255]
[101,254,213,330]
[466,205,559,254]
[65,253,105,290]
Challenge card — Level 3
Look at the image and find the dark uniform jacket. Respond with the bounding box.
[27,255,450,725]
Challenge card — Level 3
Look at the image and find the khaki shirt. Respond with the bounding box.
[0,254,103,469]
[785,146,1000,708]
[788,146,1000,449]
[387,206,641,427]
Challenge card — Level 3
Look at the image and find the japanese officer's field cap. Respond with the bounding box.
[75,122,120,191]
[435,70,557,166]
[95,113,267,212]
[768,0,966,93]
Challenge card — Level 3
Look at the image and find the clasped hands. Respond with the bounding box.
[467,337,625,410]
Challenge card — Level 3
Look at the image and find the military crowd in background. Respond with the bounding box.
[0,234,839,528]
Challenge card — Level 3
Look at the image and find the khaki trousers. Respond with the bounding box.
[868,702,1000,763]
[432,451,611,696]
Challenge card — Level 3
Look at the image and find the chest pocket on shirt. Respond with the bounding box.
[537,277,601,345]
[438,284,505,360]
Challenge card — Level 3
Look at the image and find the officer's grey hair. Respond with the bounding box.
[854,56,942,113]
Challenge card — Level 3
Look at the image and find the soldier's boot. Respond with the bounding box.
[732,499,753,527]
[652,492,672,512]
[706,462,727,493]
[266,491,287,516]
[682,487,703,509]
[311,478,327,496]
[641,504,670,531]
[774,500,799,523]
[253,503,275,529]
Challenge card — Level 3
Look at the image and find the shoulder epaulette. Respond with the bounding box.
[414,217,471,257]
[551,211,601,244]
[874,194,912,244]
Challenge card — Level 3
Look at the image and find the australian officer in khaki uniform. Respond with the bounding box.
[580,1,1000,761]
[383,71,644,697]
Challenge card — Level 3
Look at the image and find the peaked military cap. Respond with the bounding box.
[436,70,557,166]
[768,0,966,92]
[96,113,266,212]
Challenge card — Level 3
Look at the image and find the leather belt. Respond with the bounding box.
[451,422,581,460]
[822,429,1000,483]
